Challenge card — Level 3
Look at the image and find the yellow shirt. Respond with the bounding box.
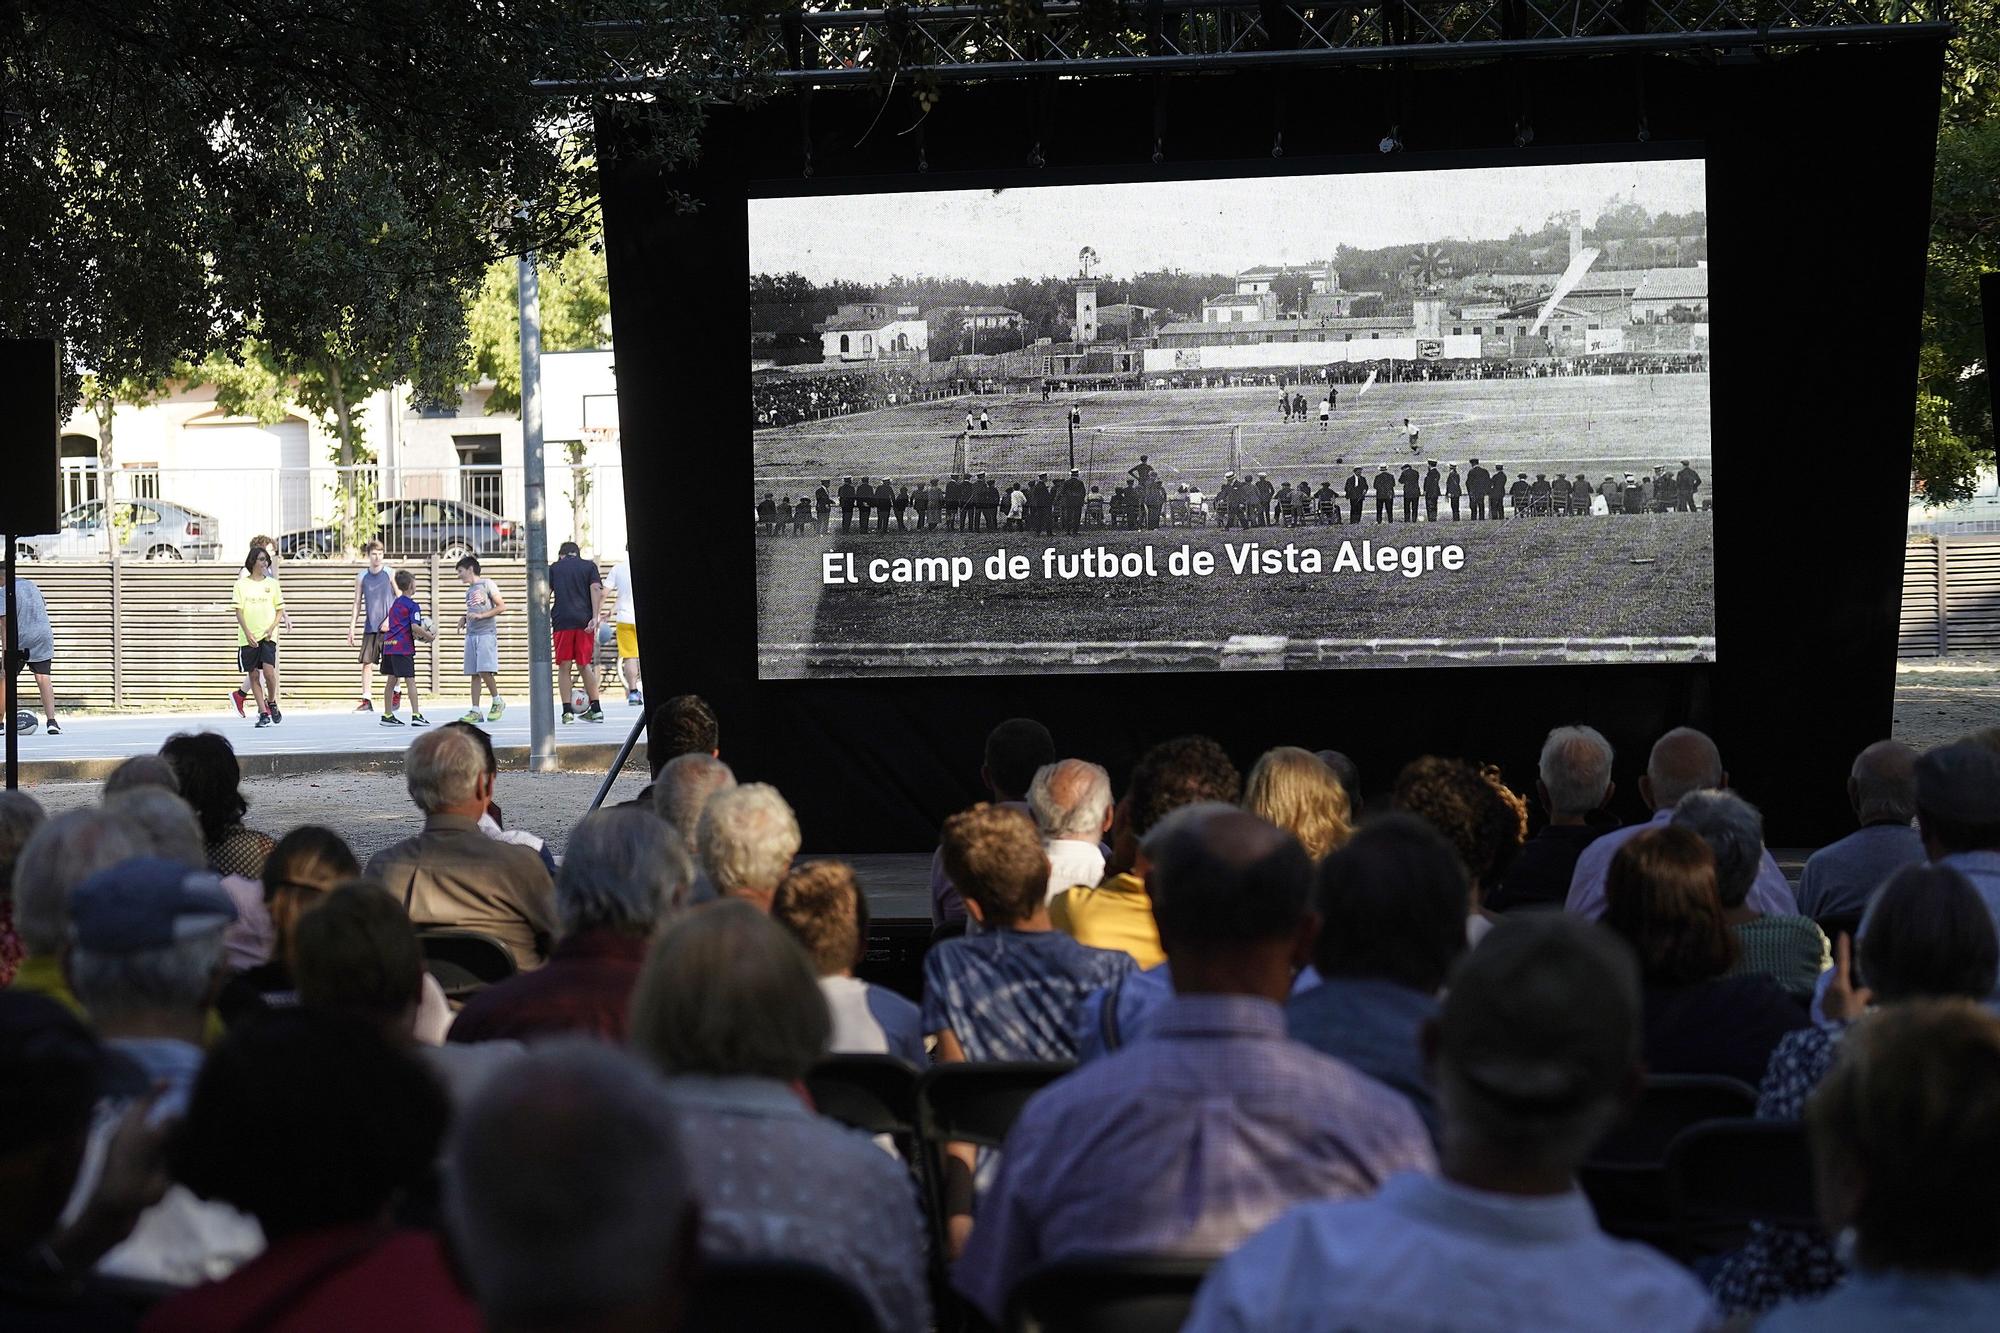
[1049,872,1165,969]
[232,573,285,646]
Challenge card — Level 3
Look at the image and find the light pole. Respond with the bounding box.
[519,241,556,772]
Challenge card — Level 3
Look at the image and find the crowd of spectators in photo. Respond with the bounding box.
[1146,353,1706,391]
[6,691,2000,1331]
[752,370,941,430]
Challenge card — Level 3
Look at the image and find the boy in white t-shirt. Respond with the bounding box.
[604,557,642,706]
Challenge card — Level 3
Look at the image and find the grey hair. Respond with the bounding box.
[630,900,829,1081]
[103,754,181,798]
[444,1042,693,1328]
[697,783,801,897]
[406,727,486,814]
[69,929,228,1021]
[1672,789,1766,909]
[1538,726,1615,818]
[1028,759,1113,841]
[12,810,150,956]
[557,808,692,936]
[102,789,207,869]
[652,753,737,853]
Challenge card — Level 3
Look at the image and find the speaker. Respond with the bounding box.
[1983,272,1999,457]
[0,339,59,537]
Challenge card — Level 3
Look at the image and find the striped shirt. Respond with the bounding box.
[1729,916,1831,998]
[921,927,1132,1061]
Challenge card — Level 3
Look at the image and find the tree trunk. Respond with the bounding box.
[327,358,355,556]
[95,393,118,562]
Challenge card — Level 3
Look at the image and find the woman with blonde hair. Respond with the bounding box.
[1243,746,1352,861]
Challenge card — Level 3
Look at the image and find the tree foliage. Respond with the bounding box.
[466,244,614,415]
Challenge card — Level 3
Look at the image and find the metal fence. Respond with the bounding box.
[19,560,630,713]
[35,463,631,565]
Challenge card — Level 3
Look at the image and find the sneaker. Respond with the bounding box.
[409,713,429,727]
[628,690,644,706]
[379,713,405,727]
[458,710,484,724]
[561,710,574,725]
[354,699,374,713]
[487,698,506,722]
[582,704,604,723]
[43,719,60,736]
[269,706,283,725]
[255,712,272,728]
[231,689,247,717]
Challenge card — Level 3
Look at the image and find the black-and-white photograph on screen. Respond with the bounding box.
[749,158,1713,680]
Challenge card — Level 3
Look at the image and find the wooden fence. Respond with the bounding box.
[1901,535,2000,657]
[17,560,625,712]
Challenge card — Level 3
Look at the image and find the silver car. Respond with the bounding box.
[13,499,223,562]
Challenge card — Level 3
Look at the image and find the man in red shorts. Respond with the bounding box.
[549,541,605,723]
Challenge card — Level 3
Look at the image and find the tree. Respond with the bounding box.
[466,244,614,415]
[1271,271,1311,317]
[78,368,181,558]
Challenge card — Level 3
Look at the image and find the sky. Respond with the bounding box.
[748,157,1705,284]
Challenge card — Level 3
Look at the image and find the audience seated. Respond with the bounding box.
[1567,727,1797,920]
[957,804,1435,1324]
[450,808,689,1044]
[141,1009,474,1333]
[1796,740,1925,925]
[772,859,926,1065]
[1601,827,1809,1085]
[293,881,522,1102]
[61,857,264,1287]
[1052,735,1242,967]
[1759,1000,2000,1330]
[1028,758,1113,901]
[629,901,930,1333]
[1713,862,2000,1315]
[651,752,736,884]
[619,691,721,811]
[103,787,272,971]
[1287,815,1470,1139]
[1184,915,1715,1332]
[1487,725,1614,912]
[362,727,556,970]
[443,722,554,875]
[1391,756,1527,943]
[443,1042,699,1333]
[1673,790,1828,997]
[10,810,150,1015]
[0,790,46,986]
[159,732,273,881]
[1242,746,1352,861]
[102,754,180,798]
[930,718,1057,929]
[1914,743,2000,950]
[696,782,801,913]
[216,826,358,1027]
[926,803,1134,1064]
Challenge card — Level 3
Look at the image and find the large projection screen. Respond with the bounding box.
[749,158,1712,680]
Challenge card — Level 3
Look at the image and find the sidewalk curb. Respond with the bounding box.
[15,742,627,785]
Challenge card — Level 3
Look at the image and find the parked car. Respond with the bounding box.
[13,499,222,562]
[278,497,527,562]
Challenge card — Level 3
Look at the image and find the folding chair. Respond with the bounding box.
[1006,1255,1214,1333]
[414,928,517,1001]
[806,1054,922,1161]
[1668,1119,1819,1260]
[1580,1074,1757,1247]
[687,1256,883,1333]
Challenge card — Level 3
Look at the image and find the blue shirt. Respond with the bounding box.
[1286,978,1442,1141]
[1184,1172,1715,1333]
[1073,963,1324,1063]
[1758,1269,2000,1332]
[1796,823,1926,923]
[921,927,1133,1062]
[821,975,927,1067]
[955,995,1435,1322]
[1567,807,1797,920]
[382,594,421,656]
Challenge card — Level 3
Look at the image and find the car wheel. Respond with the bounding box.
[145,545,184,562]
[440,542,474,563]
[290,545,327,561]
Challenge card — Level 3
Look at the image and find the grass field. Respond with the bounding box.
[753,374,1714,502]
[756,509,1716,679]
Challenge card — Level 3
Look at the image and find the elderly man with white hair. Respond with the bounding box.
[697,782,800,913]
[1488,725,1615,913]
[1675,789,1829,997]
[364,727,556,969]
[1796,740,1925,928]
[1029,758,1114,902]
[449,808,692,1044]
[11,809,159,1014]
[1564,726,1797,921]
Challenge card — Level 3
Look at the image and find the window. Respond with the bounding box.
[455,434,503,514]
[1453,327,1462,336]
[1473,326,1483,335]
[128,470,161,501]
[839,334,850,353]
[861,334,873,353]
[1562,324,1573,332]
[1371,333,1379,340]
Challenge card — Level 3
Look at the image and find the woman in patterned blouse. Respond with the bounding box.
[160,730,274,880]
[1711,862,1999,1314]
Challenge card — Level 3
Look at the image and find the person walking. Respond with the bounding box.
[549,541,605,724]
[604,554,642,706]
[231,535,283,718]
[456,555,507,724]
[376,569,430,728]
[232,544,289,728]
[348,540,396,713]
[0,573,59,736]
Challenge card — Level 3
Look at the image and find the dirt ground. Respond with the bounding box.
[1890,654,2000,751]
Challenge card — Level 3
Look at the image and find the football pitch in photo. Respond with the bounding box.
[752,375,1716,679]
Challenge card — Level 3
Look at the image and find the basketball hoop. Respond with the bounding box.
[579,425,620,454]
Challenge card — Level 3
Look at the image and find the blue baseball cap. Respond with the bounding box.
[69,857,237,954]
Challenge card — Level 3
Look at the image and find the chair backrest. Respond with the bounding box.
[415,928,517,1000]
[1591,1074,1759,1165]
[1670,1119,1820,1255]
[686,1257,882,1333]
[806,1054,921,1142]
[1006,1255,1213,1333]
[1814,912,1864,953]
[917,1062,1074,1149]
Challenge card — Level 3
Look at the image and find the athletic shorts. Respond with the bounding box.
[357,631,384,665]
[464,634,498,676]
[239,640,277,672]
[553,628,593,666]
[381,652,416,680]
[6,652,51,678]
[615,622,638,659]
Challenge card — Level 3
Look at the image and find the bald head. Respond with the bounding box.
[1851,740,1918,826]
[1643,727,1724,811]
[1142,804,1312,954]
[1028,759,1113,842]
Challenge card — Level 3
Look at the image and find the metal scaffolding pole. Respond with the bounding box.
[520,249,557,773]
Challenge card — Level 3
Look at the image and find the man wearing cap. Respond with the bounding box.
[1622,473,1643,514]
[63,855,265,1285]
[1422,461,1442,523]
[1676,460,1702,512]
[1027,472,1053,536]
[838,477,857,533]
[1509,471,1532,517]
[1372,465,1395,524]
[1343,468,1368,525]
[1444,463,1463,521]
[1398,462,1420,523]
[1465,459,1489,521]
[1186,915,1715,1332]
[1254,473,1275,528]
[1915,743,2000,961]
[1488,465,1508,520]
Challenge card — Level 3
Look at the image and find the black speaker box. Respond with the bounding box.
[0,339,60,537]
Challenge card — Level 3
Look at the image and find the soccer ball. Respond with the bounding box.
[416,615,435,636]
[571,688,589,712]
